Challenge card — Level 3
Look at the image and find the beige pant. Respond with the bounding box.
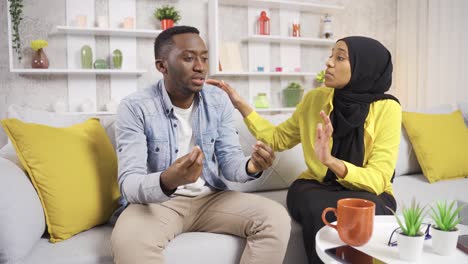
[111,190,291,264]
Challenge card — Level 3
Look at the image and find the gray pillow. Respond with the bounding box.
[0,157,45,263]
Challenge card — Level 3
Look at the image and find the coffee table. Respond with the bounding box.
[316,215,468,263]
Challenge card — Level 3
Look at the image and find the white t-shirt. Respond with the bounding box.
[173,103,212,197]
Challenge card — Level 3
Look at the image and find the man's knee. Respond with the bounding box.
[257,199,292,242]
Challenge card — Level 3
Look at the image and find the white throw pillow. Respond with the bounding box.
[223,111,307,192]
[0,157,45,263]
[395,104,455,176]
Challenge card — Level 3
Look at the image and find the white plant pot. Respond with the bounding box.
[431,226,459,256]
[397,232,425,261]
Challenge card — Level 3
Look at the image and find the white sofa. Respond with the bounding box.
[0,104,467,264]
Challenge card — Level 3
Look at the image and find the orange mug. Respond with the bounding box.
[322,198,375,246]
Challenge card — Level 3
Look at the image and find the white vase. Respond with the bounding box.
[431,226,459,256]
[397,232,424,261]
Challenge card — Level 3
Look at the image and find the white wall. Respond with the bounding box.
[0,0,397,147]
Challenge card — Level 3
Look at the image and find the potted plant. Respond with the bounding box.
[283,82,304,107]
[9,0,24,62]
[30,39,49,69]
[154,5,181,30]
[315,70,326,87]
[430,200,465,256]
[388,199,426,261]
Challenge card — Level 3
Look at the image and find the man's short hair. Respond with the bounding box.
[154,26,200,60]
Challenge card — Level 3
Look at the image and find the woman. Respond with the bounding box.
[207,36,401,263]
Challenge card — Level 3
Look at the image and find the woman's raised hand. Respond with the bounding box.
[315,110,334,165]
[206,79,253,117]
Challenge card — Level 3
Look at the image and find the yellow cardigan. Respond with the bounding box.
[244,87,401,195]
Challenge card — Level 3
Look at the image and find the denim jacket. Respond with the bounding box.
[115,80,259,205]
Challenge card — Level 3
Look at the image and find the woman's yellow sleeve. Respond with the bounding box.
[243,102,303,151]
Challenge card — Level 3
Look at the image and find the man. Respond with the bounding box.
[111,26,291,264]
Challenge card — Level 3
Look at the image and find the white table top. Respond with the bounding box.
[316,215,468,264]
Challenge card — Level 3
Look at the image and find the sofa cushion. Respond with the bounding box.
[225,111,307,192]
[395,104,455,177]
[402,110,468,183]
[0,105,116,171]
[393,173,468,213]
[458,101,468,126]
[1,118,121,242]
[21,190,308,264]
[0,157,45,263]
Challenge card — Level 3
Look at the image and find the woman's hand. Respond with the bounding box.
[315,111,334,165]
[205,79,253,117]
[315,111,348,178]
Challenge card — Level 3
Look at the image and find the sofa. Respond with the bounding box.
[1,103,467,264]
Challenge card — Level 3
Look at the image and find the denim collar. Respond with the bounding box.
[155,79,202,117]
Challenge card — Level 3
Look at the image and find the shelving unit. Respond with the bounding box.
[6,0,160,112]
[10,69,146,76]
[208,0,343,111]
[241,35,335,46]
[211,71,317,77]
[53,26,162,38]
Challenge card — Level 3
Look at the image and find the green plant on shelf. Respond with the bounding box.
[388,198,426,237]
[154,5,181,23]
[315,70,326,84]
[430,200,465,231]
[285,82,303,90]
[9,0,24,62]
[30,39,48,51]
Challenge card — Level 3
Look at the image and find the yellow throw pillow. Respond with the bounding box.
[1,118,120,242]
[402,110,468,183]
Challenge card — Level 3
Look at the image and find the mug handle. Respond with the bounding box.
[322,207,337,230]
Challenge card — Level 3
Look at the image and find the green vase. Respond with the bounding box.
[283,87,304,107]
[81,45,93,69]
[112,49,123,69]
[93,59,108,69]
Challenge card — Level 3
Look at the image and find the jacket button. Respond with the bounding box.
[166,109,169,114]
[175,149,179,153]
[155,147,160,152]
[174,124,177,128]
[211,138,214,143]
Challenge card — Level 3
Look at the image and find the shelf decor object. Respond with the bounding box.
[93,59,108,69]
[30,39,49,69]
[154,5,181,30]
[283,82,304,107]
[81,45,93,69]
[112,49,123,69]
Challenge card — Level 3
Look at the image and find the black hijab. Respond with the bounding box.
[323,36,400,184]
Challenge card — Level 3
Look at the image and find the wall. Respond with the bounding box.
[0,0,397,147]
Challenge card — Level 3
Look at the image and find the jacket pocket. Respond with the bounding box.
[148,139,169,172]
[202,130,218,162]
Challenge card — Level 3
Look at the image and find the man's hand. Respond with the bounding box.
[247,141,275,175]
[160,146,204,192]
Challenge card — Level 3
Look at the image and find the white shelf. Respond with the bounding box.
[62,111,116,115]
[211,71,316,77]
[10,69,146,76]
[54,26,162,38]
[241,35,335,46]
[255,107,296,112]
[219,0,344,13]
